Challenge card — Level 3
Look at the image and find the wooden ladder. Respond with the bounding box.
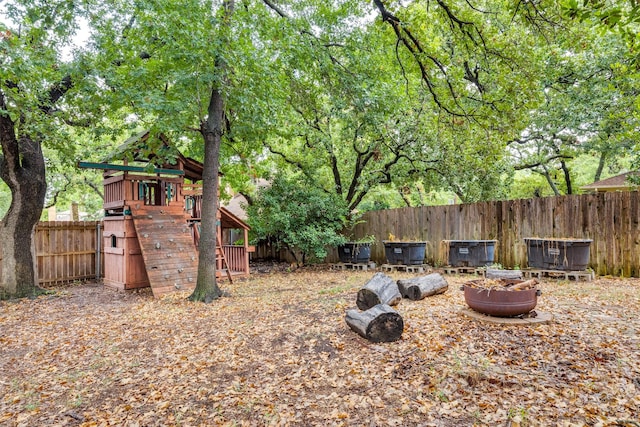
[216,244,233,283]
[193,221,233,283]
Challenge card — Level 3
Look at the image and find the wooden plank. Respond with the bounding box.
[142,259,199,270]
[31,221,98,284]
[147,271,197,283]
[37,250,95,256]
[77,161,185,175]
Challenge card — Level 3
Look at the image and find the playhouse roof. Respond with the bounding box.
[220,206,250,230]
[107,130,205,181]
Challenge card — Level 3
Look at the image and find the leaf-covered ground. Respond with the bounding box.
[1,267,639,426]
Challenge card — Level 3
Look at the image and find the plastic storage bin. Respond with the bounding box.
[524,238,592,271]
[445,240,497,267]
[337,242,371,264]
[383,241,427,265]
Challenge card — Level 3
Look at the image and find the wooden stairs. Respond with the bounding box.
[130,204,198,298]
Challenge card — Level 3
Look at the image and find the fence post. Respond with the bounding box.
[96,221,102,280]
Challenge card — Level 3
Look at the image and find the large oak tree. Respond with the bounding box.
[0,1,93,299]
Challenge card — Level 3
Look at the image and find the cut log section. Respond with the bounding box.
[345,304,404,342]
[486,268,524,280]
[397,273,448,300]
[356,272,402,310]
[508,278,539,291]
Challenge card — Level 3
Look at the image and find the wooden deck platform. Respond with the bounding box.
[522,268,594,281]
[381,264,431,273]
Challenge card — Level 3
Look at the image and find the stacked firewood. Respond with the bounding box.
[465,278,538,291]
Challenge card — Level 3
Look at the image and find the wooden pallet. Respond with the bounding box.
[523,269,594,281]
[381,264,431,273]
[443,266,484,275]
[332,262,376,271]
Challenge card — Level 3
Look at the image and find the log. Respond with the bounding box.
[356,272,402,310]
[509,278,538,291]
[396,273,448,300]
[485,268,523,280]
[345,304,404,342]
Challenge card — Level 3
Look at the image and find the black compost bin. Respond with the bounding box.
[383,241,427,265]
[445,240,497,267]
[524,238,592,271]
[337,242,372,264]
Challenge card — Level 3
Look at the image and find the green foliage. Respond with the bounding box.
[0,181,10,218]
[247,174,349,265]
[228,2,527,210]
[348,235,376,245]
[508,26,639,196]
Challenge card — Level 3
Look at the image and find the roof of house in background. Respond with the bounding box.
[222,194,249,221]
[220,179,269,221]
[580,171,640,192]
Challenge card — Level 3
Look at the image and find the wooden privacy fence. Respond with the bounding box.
[0,221,102,285]
[342,191,640,277]
[2,192,639,283]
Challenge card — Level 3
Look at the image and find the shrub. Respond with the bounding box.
[247,174,348,265]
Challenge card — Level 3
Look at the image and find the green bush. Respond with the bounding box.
[247,174,348,265]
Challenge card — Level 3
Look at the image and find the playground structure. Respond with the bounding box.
[80,131,253,297]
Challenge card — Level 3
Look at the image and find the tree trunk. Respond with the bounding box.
[189,96,224,303]
[345,304,404,342]
[0,131,47,300]
[356,272,402,310]
[397,273,448,300]
[188,0,235,303]
[71,202,79,221]
[561,160,572,194]
[542,168,560,196]
[594,152,606,182]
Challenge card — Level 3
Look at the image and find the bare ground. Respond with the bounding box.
[1,267,639,426]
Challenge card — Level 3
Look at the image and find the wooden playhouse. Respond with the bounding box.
[80,131,253,298]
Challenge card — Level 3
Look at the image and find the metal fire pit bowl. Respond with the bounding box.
[462,279,539,317]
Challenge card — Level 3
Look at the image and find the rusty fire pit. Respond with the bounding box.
[462,278,540,317]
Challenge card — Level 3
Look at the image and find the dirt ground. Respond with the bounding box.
[1,266,639,426]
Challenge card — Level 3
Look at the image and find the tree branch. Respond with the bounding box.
[540,166,560,196]
[265,143,313,180]
[373,0,470,117]
[239,190,254,206]
[513,154,573,171]
[41,75,73,114]
[84,176,104,200]
[261,0,288,18]
[45,177,73,209]
[0,90,20,180]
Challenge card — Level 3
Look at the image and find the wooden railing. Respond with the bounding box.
[190,222,250,276]
[103,174,183,210]
[181,183,203,218]
[223,245,249,273]
[103,177,125,209]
